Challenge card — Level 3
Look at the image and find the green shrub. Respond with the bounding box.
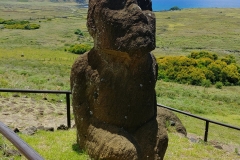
[207,60,227,82]
[74,29,84,36]
[201,79,211,87]
[0,18,4,24]
[196,57,213,68]
[215,82,223,89]
[221,55,236,64]
[68,44,91,54]
[1,18,40,30]
[156,51,240,86]
[27,24,40,29]
[221,64,240,84]
[189,51,218,60]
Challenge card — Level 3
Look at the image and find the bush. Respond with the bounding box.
[1,18,40,30]
[189,51,218,60]
[207,60,227,82]
[156,51,240,86]
[0,18,4,24]
[68,44,91,54]
[201,79,211,88]
[74,29,84,36]
[221,64,240,84]
[221,55,236,64]
[215,82,223,89]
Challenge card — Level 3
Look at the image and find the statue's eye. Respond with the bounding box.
[107,0,126,10]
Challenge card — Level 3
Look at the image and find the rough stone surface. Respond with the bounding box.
[157,108,187,136]
[71,0,170,159]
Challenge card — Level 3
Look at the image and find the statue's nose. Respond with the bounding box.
[126,3,149,24]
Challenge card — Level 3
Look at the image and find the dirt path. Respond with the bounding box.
[0,96,74,131]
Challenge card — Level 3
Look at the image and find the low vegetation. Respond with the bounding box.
[157,51,240,86]
[0,1,239,159]
[67,43,91,54]
[1,127,239,159]
[0,18,40,30]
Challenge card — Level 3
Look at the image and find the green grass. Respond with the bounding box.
[156,81,240,145]
[0,1,239,159]
[153,8,240,63]
[1,129,239,160]
[165,132,240,160]
[18,130,88,160]
[0,130,88,160]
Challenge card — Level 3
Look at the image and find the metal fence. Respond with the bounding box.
[0,88,72,128]
[157,103,240,142]
[0,88,71,160]
[0,88,240,159]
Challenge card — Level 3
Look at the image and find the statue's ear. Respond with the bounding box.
[87,0,97,37]
[137,0,152,11]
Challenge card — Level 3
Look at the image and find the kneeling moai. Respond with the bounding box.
[71,0,169,159]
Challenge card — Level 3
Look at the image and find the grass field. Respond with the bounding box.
[0,0,239,159]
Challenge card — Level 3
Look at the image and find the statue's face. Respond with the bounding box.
[88,0,155,53]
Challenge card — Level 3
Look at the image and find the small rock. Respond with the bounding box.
[170,120,176,126]
[57,112,64,115]
[57,100,63,103]
[57,124,68,130]
[37,126,45,130]
[189,137,198,143]
[39,110,44,115]
[23,126,37,135]
[2,112,10,115]
[12,94,20,97]
[42,97,48,100]
[4,149,21,157]
[214,145,223,150]
[44,127,54,132]
[13,128,20,133]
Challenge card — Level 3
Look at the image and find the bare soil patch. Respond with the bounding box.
[0,96,74,131]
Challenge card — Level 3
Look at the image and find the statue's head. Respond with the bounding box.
[87,0,155,53]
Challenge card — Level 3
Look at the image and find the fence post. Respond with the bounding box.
[66,93,71,128]
[204,121,209,142]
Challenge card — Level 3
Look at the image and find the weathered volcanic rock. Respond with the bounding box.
[70,0,182,159]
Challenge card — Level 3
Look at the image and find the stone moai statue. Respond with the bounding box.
[70,0,169,159]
